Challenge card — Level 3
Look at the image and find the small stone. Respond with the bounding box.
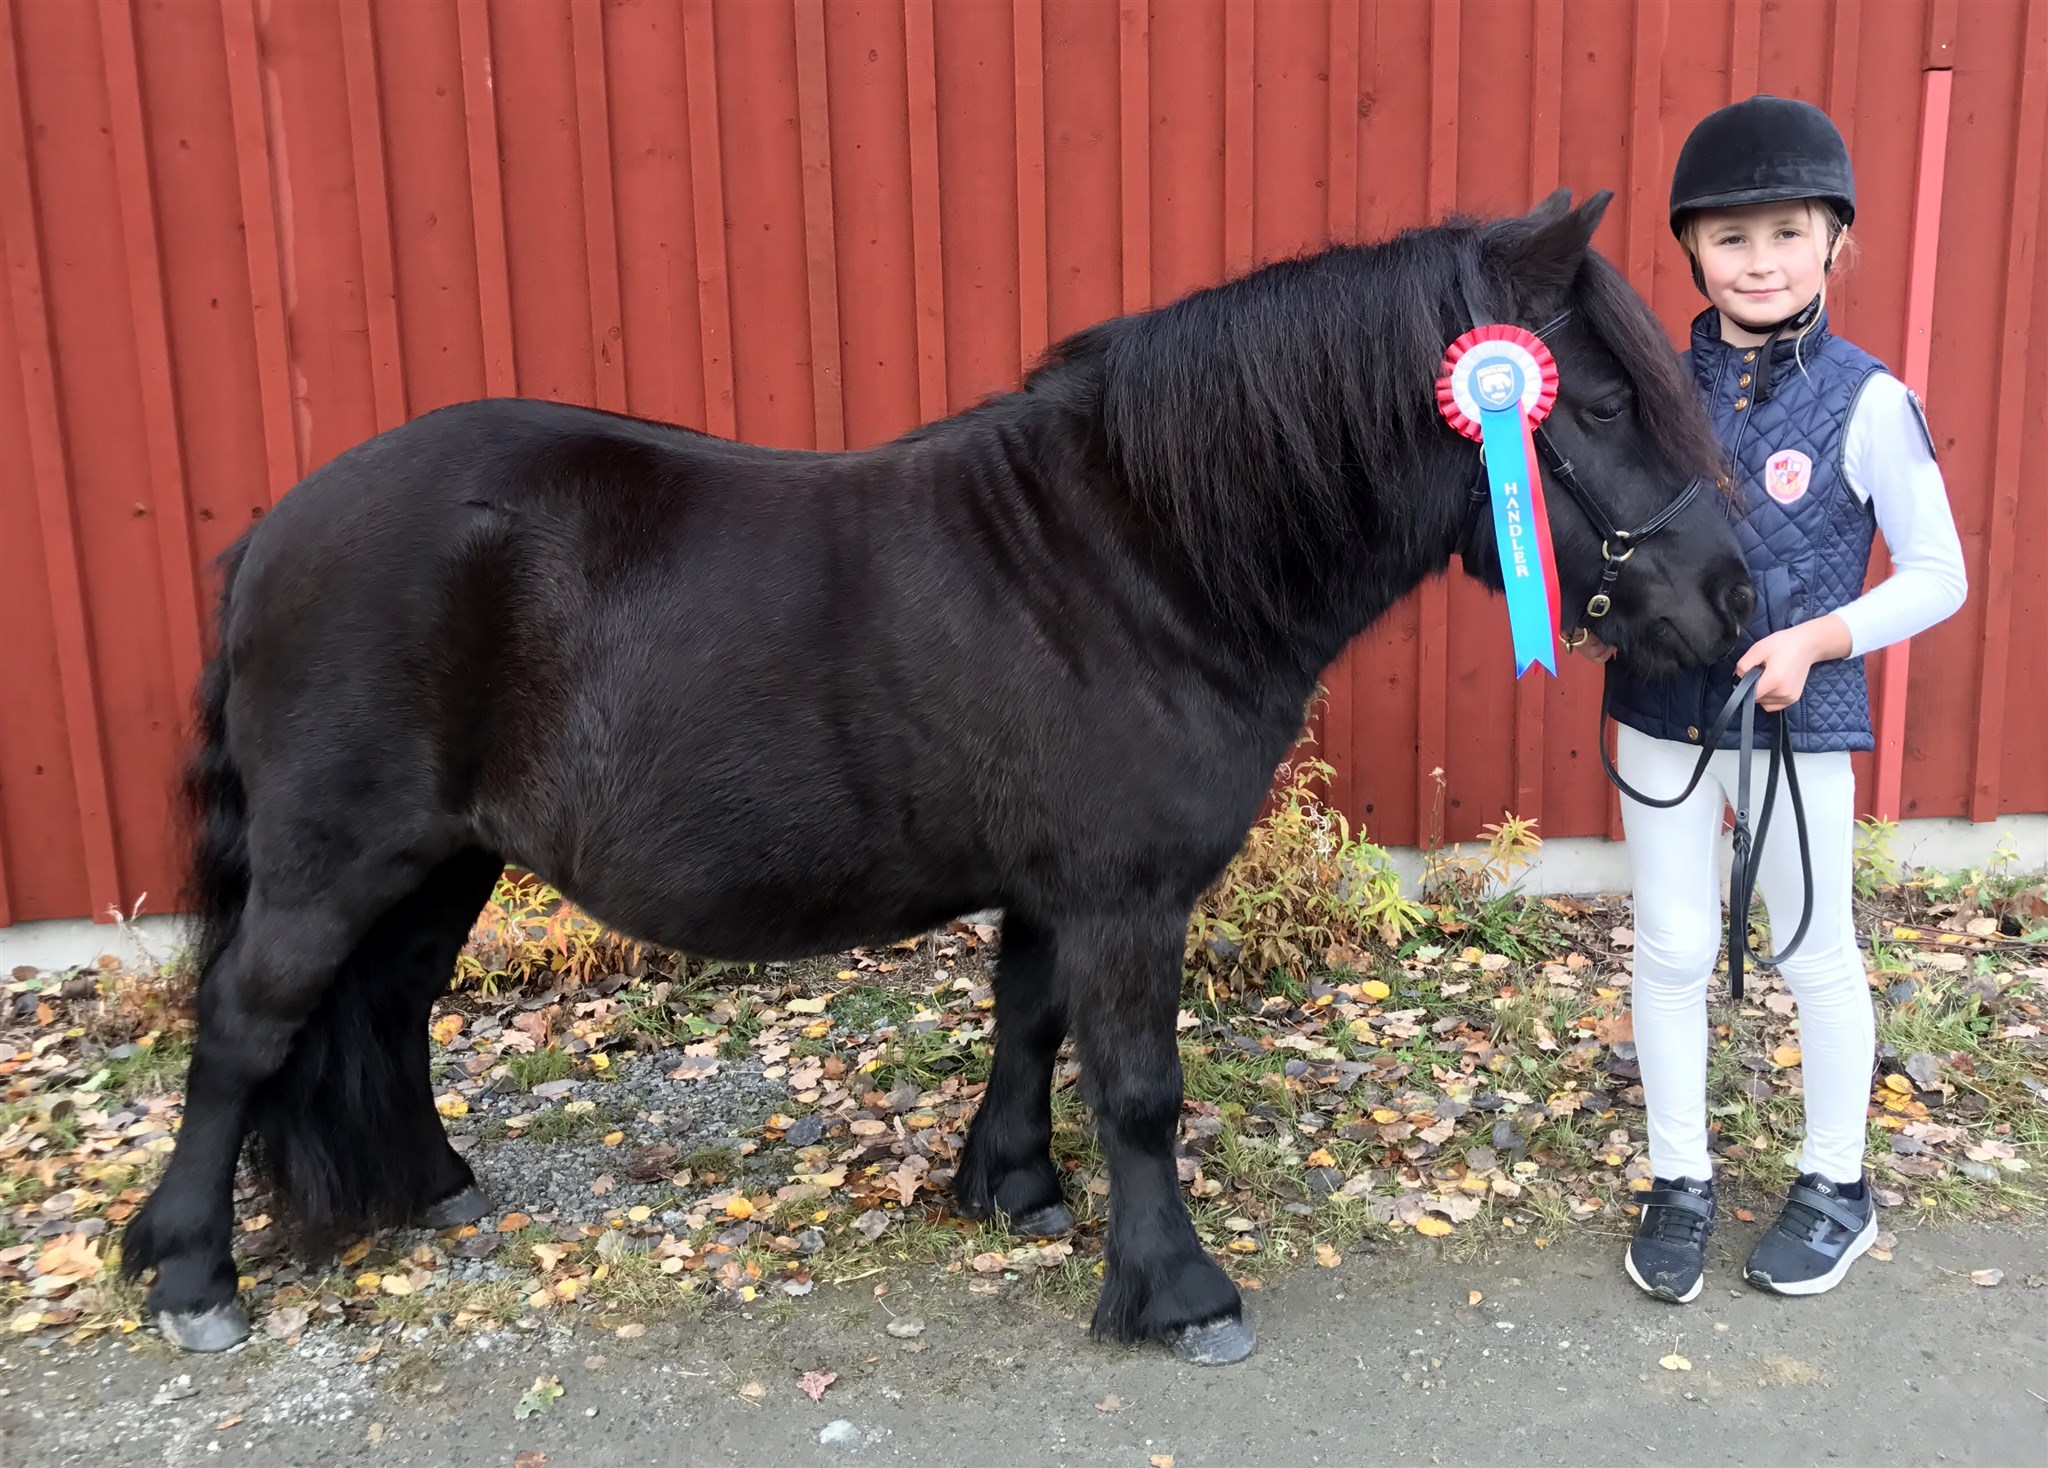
[1492,1121,1527,1153]
[1958,1160,2000,1183]
[884,1083,921,1114]
[785,1115,825,1148]
[795,1228,826,1256]
[1304,1167,1345,1197]
[1464,1146,1498,1173]
[1885,979,1920,1007]
[819,1420,862,1450]
[885,1317,925,1339]
[1472,1093,1506,1112]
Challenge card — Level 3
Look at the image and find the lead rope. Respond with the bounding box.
[1599,668,1814,1000]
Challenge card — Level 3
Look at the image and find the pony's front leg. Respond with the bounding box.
[955,913,1074,1237]
[1067,907,1252,1364]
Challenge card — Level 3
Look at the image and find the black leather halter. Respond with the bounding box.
[1455,287,1707,630]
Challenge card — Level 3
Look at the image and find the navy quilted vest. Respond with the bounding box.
[1606,307,1885,753]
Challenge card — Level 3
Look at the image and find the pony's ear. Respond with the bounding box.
[1487,188,1615,318]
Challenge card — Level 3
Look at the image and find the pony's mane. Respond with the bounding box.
[1038,221,1721,625]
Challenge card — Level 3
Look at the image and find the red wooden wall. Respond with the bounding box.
[3,0,2044,927]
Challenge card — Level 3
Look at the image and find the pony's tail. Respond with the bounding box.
[181,538,254,991]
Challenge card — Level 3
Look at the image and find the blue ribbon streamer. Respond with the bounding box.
[1475,391,1557,678]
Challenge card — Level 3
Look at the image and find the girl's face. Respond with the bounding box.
[1689,202,1839,338]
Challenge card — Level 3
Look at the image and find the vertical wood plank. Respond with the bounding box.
[0,0,123,920]
[681,0,735,435]
[573,0,627,414]
[1013,0,1048,372]
[792,0,843,448]
[1117,0,1150,313]
[1223,0,1255,275]
[1416,0,1458,846]
[1729,0,1760,102]
[1327,0,1360,240]
[456,0,517,398]
[220,0,300,494]
[1969,0,2047,820]
[903,0,946,419]
[339,0,407,432]
[98,0,203,699]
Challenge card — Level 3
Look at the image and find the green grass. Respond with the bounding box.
[503,1048,576,1092]
[831,986,919,1032]
[94,1037,193,1102]
[518,1105,613,1145]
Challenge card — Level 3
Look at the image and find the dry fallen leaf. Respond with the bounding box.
[615,1323,647,1340]
[1314,1244,1341,1268]
[430,1013,464,1046]
[1467,1290,1483,1306]
[737,1380,768,1404]
[1151,1456,1175,1468]
[798,1369,838,1403]
[1660,1353,1692,1371]
[514,1454,547,1468]
[1414,1216,1453,1238]
[1771,1044,1802,1068]
[496,1213,533,1234]
[1971,1268,2004,1287]
[1096,1394,1122,1412]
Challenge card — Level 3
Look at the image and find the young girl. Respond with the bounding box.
[1572,94,1968,1302]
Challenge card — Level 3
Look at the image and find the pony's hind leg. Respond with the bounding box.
[954,914,1073,1237]
[249,848,506,1235]
[122,887,390,1351]
[1066,905,1251,1365]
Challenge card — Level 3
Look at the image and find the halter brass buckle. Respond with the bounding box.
[1585,593,1612,619]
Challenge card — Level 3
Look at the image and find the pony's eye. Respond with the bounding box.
[1586,398,1628,424]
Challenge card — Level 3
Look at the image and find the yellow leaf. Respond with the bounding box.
[1370,1109,1400,1124]
[1415,1216,1453,1237]
[532,1243,565,1273]
[380,1273,416,1298]
[1226,1237,1259,1254]
[430,1014,464,1047]
[434,1092,469,1118]
[602,1131,624,1147]
[1771,1045,1802,1068]
[1305,1148,1336,1169]
[628,1205,652,1223]
[8,1310,44,1334]
[1314,1243,1341,1268]
[802,1020,831,1039]
[1660,1352,1692,1371]
[1361,980,1392,1001]
[787,996,830,1014]
[1468,1290,1483,1305]
[1883,1074,1915,1095]
[1892,925,1919,941]
[1152,1456,1176,1468]
[355,1273,383,1294]
[725,1196,755,1220]
[590,1053,611,1071]
[340,1238,373,1267]
[497,1212,533,1234]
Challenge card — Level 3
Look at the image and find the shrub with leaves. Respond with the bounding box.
[1184,757,1424,999]
[455,871,644,995]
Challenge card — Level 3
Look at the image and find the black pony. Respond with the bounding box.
[124,189,1749,1360]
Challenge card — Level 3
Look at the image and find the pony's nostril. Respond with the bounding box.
[1722,578,1757,625]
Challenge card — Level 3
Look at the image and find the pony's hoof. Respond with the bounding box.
[156,1302,250,1353]
[1171,1316,1255,1366]
[419,1185,490,1230]
[1010,1203,1074,1238]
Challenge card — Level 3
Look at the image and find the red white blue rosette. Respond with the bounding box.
[1435,325,1563,677]
[1435,326,1558,442]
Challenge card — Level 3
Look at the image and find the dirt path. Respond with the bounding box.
[4,1219,2040,1467]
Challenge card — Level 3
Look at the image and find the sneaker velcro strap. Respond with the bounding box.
[1643,1186,1714,1219]
[1785,1183,1867,1235]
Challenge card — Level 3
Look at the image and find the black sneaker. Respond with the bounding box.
[1625,1177,1716,1303]
[1744,1173,1877,1296]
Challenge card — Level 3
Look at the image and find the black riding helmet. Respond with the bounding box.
[1670,95,1853,403]
[1669,94,1856,236]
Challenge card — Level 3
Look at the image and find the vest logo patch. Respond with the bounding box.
[1764,449,1813,505]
